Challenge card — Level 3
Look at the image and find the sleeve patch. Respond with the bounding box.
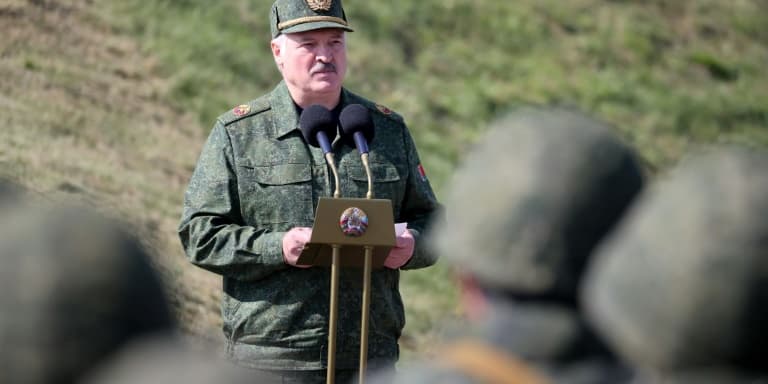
[417,164,428,182]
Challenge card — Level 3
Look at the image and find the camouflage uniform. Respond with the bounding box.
[371,109,643,383]
[178,79,440,371]
[583,148,768,383]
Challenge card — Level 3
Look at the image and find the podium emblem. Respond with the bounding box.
[339,207,369,237]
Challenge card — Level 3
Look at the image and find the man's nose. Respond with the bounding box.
[316,45,333,62]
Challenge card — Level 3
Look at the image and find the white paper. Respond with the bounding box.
[395,222,408,237]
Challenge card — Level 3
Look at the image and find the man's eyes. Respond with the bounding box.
[296,40,343,48]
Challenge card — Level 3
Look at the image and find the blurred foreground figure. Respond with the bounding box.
[0,202,252,383]
[372,109,644,383]
[584,148,768,383]
[0,177,24,200]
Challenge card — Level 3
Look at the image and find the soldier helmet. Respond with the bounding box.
[270,0,354,38]
[431,108,644,301]
[583,147,768,372]
[0,204,174,383]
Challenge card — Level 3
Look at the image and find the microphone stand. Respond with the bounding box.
[325,151,341,384]
[301,106,391,384]
[326,152,342,199]
[358,151,374,384]
[319,144,382,384]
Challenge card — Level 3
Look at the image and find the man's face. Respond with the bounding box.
[272,28,347,99]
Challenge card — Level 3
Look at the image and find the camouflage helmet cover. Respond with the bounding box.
[583,147,768,371]
[431,109,644,300]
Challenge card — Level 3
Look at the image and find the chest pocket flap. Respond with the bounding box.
[349,162,401,183]
[245,163,312,185]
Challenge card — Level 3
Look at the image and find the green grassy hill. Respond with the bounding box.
[2,0,767,357]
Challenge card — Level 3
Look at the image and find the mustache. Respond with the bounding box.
[310,62,337,74]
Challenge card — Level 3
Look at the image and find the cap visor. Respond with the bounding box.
[281,21,354,35]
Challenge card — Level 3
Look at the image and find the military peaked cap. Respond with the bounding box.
[270,0,353,38]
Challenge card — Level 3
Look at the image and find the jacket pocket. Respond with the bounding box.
[238,162,314,226]
[346,162,404,209]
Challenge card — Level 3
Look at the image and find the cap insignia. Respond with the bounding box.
[306,0,333,11]
[233,104,250,117]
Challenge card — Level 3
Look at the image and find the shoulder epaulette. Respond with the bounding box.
[217,97,271,126]
[370,102,405,123]
[345,90,405,124]
[358,98,404,123]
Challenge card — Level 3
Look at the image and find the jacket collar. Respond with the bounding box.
[270,81,350,140]
[270,81,302,139]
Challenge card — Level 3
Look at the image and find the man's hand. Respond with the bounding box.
[383,228,415,269]
[282,227,313,268]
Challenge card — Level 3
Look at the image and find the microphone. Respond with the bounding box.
[300,104,337,154]
[339,104,375,199]
[340,104,375,154]
[300,105,341,198]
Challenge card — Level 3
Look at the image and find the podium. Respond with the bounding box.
[297,197,396,384]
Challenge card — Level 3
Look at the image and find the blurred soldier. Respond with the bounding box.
[0,202,260,384]
[583,148,768,383]
[179,0,440,381]
[0,203,175,383]
[372,109,644,383]
[82,334,256,384]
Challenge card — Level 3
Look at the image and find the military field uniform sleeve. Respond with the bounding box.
[398,125,442,270]
[178,121,287,282]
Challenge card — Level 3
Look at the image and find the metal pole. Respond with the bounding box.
[359,155,374,383]
[326,245,341,384]
[358,246,374,384]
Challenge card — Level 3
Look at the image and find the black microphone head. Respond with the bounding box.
[299,104,337,147]
[339,104,375,146]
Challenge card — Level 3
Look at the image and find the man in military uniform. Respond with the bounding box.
[371,109,644,383]
[178,0,440,382]
[583,148,768,383]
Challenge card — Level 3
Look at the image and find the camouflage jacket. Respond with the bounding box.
[178,81,440,370]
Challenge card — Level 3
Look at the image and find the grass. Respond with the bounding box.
[103,0,768,180]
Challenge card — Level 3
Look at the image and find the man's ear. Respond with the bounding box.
[271,39,283,69]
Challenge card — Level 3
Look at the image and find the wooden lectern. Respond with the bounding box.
[297,197,396,384]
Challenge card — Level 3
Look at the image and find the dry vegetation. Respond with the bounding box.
[0,0,223,345]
